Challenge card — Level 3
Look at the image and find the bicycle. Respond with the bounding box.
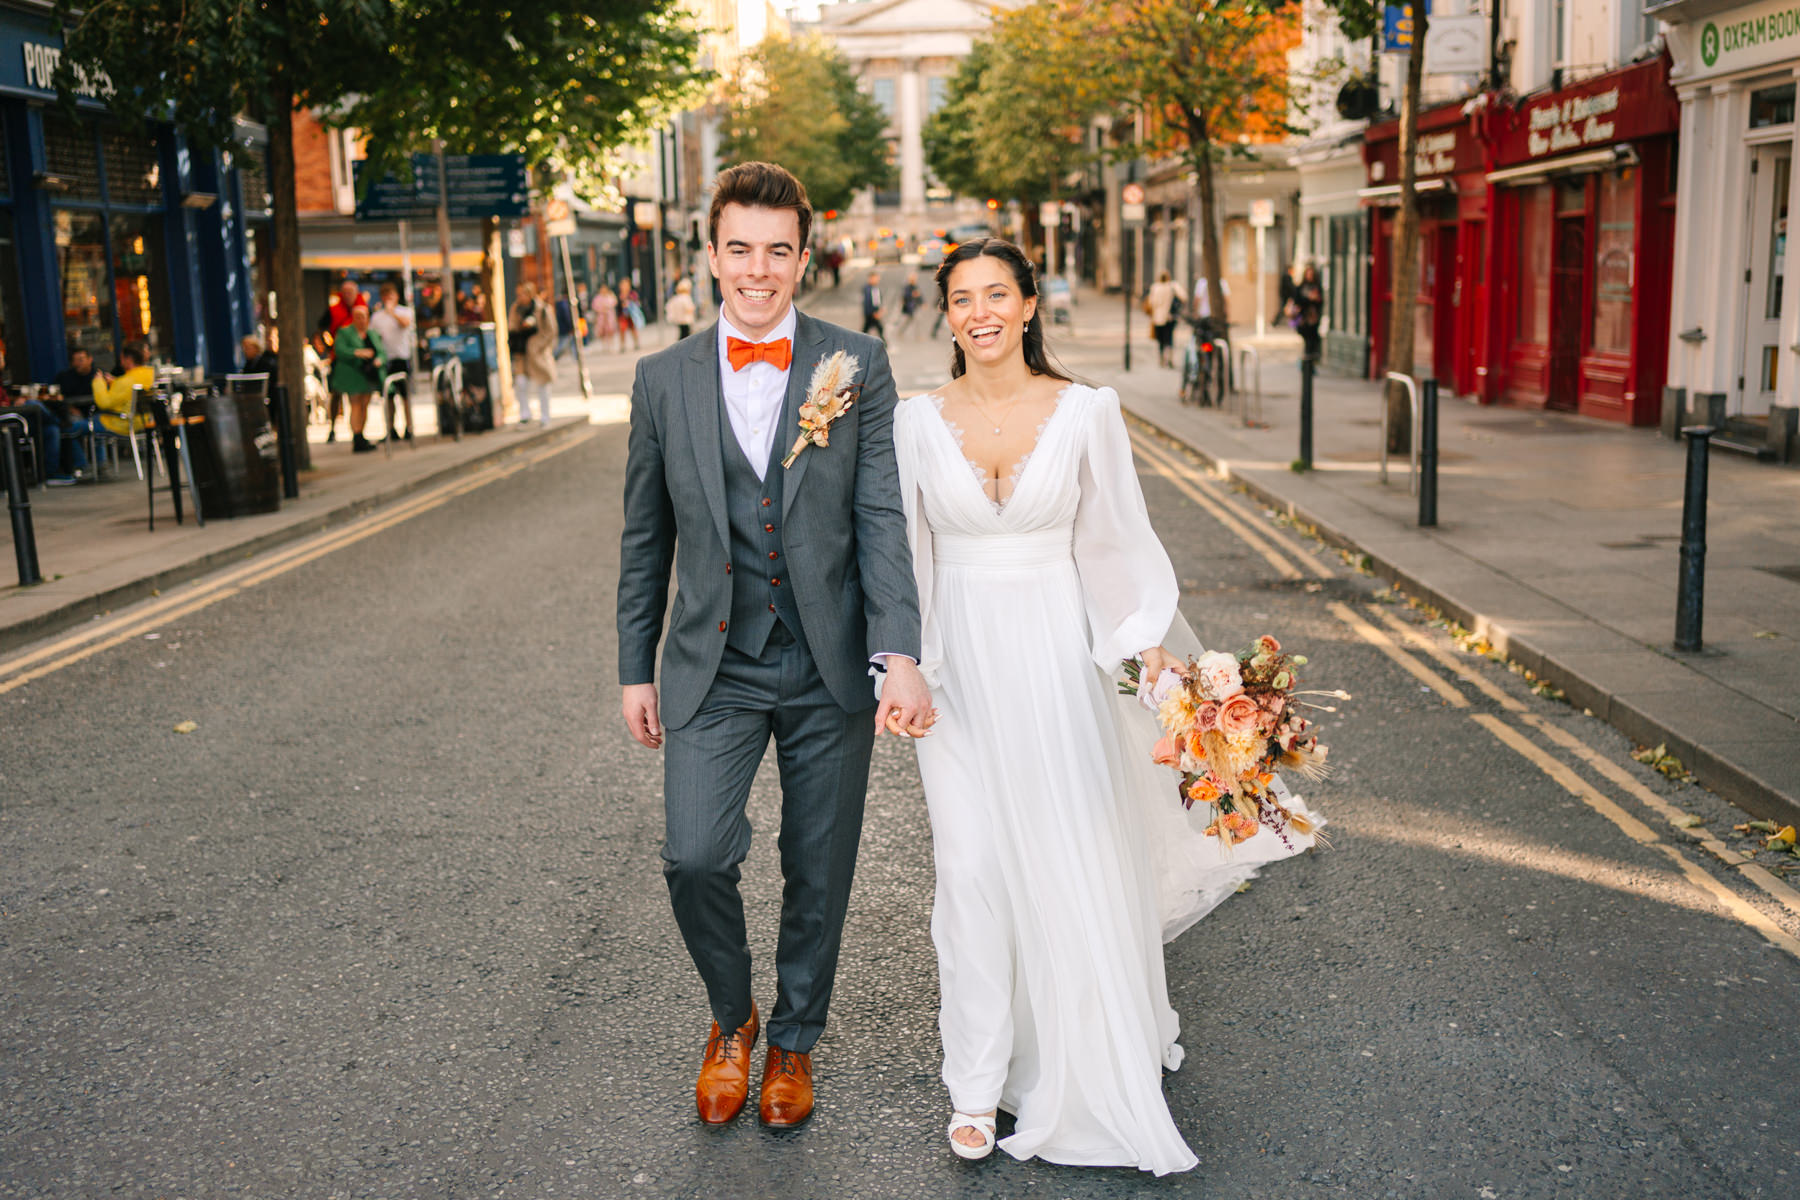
[1178,316,1229,407]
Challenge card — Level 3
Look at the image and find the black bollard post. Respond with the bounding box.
[1419,377,1439,527]
[1674,425,1712,652]
[1298,356,1314,471]
[269,384,300,500]
[2,421,42,586]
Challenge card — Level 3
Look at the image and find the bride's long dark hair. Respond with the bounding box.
[934,237,1073,383]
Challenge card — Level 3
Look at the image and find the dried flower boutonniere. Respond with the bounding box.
[782,351,862,469]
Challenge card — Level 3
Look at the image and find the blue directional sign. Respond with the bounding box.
[353,160,435,221]
[413,153,531,220]
[1384,1,1430,52]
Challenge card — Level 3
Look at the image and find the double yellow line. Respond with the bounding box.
[0,427,597,696]
[1129,425,1800,959]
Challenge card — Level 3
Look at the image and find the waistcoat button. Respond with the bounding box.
[718,621,727,633]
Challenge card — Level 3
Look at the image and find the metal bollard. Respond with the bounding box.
[1298,356,1314,471]
[2,420,42,586]
[1674,424,1712,652]
[1418,378,1439,527]
[269,384,300,500]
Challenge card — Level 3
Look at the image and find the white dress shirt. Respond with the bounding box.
[716,306,797,481]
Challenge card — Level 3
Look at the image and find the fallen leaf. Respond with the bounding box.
[1675,814,1705,829]
[173,720,198,734]
[1753,630,1780,639]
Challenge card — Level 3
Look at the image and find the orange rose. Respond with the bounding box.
[1218,693,1261,737]
[1257,635,1281,655]
[1222,810,1261,843]
[1151,734,1181,767]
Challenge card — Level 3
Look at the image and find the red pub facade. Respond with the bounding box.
[1362,57,1680,425]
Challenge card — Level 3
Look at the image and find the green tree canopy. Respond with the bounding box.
[718,35,892,218]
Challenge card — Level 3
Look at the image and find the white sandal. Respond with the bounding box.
[947,1110,997,1161]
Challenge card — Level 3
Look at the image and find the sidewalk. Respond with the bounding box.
[1052,288,1800,822]
[0,344,642,656]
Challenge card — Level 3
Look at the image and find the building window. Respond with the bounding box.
[1516,185,1552,345]
[1751,84,1796,129]
[1227,222,1247,274]
[1590,169,1634,356]
[0,212,29,382]
[101,127,161,207]
[1765,155,1791,320]
[926,76,949,116]
[871,77,896,121]
[109,213,172,355]
[55,209,113,359]
[42,112,102,202]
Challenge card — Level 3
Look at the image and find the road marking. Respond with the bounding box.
[0,428,596,694]
[1328,601,1470,709]
[1129,431,1312,581]
[1366,604,1527,712]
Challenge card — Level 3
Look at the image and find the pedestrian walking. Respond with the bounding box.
[665,278,697,341]
[554,292,576,360]
[590,284,619,344]
[1290,263,1324,363]
[1146,270,1181,369]
[328,305,386,453]
[899,271,924,336]
[508,281,556,428]
[616,280,643,352]
[370,282,416,441]
[861,270,885,342]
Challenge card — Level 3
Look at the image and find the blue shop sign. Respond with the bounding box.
[0,11,110,102]
[1384,1,1430,53]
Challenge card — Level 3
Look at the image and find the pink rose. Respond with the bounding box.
[1195,702,1221,733]
[1194,651,1244,700]
[1151,734,1182,767]
[1257,635,1281,655]
[1218,694,1261,737]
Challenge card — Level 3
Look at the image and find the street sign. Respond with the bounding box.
[544,195,577,239]
[410,152,531,219]
[1121,183,1145,206]
[353,160,434,222]
[1121,182,1146,225]
[1383,1,1429,53]
[1249,198,1276,228]
[1039,201,1059,228]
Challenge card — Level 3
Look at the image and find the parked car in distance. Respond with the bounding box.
[917,233,949,266]
[871,228,903,262]
[946,223,991,250]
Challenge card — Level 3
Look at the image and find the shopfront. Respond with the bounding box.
[1484,57,1679,425]
[1660,0,1800,446]
[1362,103,1490,397]
[0,4,263,383]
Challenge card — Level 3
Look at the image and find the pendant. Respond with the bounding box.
[992,426,1001,435]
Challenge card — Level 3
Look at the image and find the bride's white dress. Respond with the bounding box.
[893,383,1317,1175]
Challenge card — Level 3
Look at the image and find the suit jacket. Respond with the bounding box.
[617,310,922,730]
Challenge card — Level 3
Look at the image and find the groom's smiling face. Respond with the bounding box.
[708,203,809,340]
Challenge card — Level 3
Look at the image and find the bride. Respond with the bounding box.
[892,238,1318,1173]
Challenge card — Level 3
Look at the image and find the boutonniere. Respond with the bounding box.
[782,351,862,469]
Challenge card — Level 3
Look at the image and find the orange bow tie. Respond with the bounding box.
[726,336,793,372]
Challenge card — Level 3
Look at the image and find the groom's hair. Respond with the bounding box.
[709,162,813,250]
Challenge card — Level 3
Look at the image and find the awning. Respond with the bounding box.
[301,250,485,271]
[1486,144,1637,186]
[1356,178,1450,205]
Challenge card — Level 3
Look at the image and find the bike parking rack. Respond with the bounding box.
[1382,371,1423,496]
[1234,345,1263,428]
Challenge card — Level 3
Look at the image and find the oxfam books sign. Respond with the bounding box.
[1685,0,1800,78]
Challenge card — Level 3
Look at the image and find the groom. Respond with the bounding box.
[617,161,929,1128]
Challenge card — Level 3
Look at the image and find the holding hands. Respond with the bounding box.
[876,655,937,738]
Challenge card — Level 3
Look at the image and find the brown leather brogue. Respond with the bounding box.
[695,1003,760,1124]
[758,1044,814,1128]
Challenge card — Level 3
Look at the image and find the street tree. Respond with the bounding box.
[923,6,1101,211]
[53,0,701,462]
[1076,0,1303,323]
[718,35,892,220]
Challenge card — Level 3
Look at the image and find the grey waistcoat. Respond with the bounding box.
[722,413,802,657]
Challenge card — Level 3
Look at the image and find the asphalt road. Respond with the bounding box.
[4,277,1798,1200]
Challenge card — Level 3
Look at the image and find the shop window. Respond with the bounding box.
[1555,176,1586,216]
[1516,185,1551,345]
[1765,155,1790,320]
[110,214,171,358]
[101,126,161,207]
[55,209,113,360]
[236,149,271,214]
[41,113,101,203]
[1750,84,1796,129]
[1227,223,1247,274]
[1590,169,1635,356]
[0,212,28,382]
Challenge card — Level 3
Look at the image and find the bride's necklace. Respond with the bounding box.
[966,393,1020,436]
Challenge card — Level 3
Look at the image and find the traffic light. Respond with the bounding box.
[823,209,839,220]
[986,198,999,210]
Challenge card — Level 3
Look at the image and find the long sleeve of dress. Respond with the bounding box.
[1072,387,1179,670]
[893,398,940,687]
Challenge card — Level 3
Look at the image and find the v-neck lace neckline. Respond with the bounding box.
[925,384,1076,514]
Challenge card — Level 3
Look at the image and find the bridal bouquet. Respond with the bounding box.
[1121,636,1342,848]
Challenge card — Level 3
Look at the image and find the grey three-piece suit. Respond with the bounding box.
[617,311,922,1053]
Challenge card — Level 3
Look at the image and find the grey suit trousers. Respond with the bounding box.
[662,624,877,1053]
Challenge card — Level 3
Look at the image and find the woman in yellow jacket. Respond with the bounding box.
[91,340,157,436]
